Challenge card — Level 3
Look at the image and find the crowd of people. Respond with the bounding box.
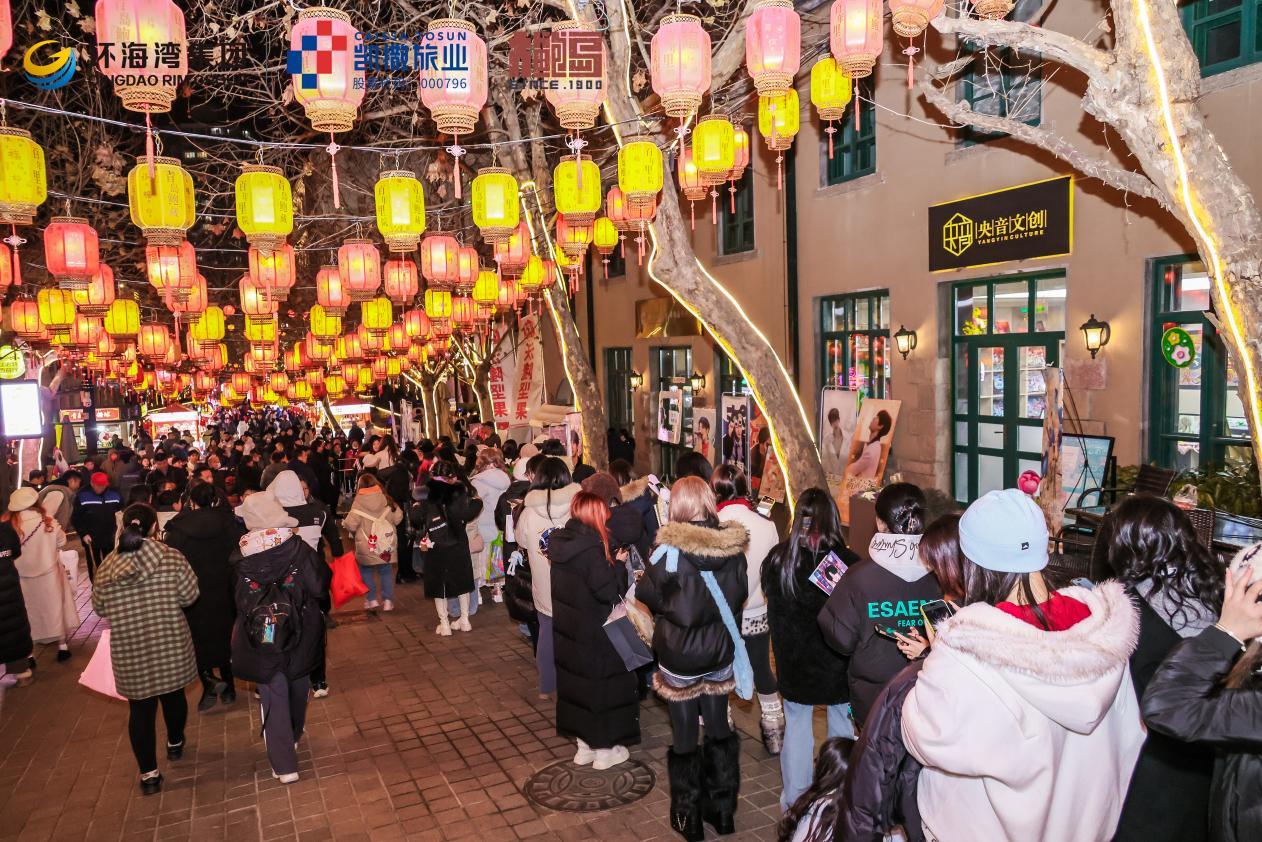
[3,405,1262,842]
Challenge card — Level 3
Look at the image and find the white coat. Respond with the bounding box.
[13,509,75,643]
[716,500,777,627]
[514,483,581,618]
[902,581,1144,842]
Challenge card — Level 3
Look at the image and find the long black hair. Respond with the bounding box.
[118,503,158,552]
[1108,494,1225,625]
[875,482,926,535]
[530,456,573,519]
[762,487,846,600]
[776,737,851,842]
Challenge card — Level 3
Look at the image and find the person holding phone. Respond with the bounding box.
[818,483,940,726]
[892,513,965,661]
[901,489,1144,842]
[1140,541,1262,842]
[763,488,858,812]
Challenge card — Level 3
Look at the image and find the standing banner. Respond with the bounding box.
[508,314,545,442]
[720,395,751,475]
[691,408,717,465]
[487,323,517,435]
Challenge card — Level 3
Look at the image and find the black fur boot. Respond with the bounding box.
[667,747,704,841]
[701,733,741,835]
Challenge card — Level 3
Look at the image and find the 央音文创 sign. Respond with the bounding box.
[929,176,1073,272]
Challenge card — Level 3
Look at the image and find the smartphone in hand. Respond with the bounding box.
[919,599,957,636]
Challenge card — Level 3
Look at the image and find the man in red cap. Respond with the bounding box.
[71,471,124,580]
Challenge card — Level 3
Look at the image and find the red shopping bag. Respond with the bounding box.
[330,551,369,609]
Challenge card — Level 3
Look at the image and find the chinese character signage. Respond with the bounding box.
[505,29,604,91]
[928,176,1073,272]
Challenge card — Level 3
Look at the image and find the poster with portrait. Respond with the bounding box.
[657,389,683,444]
[819,389,861,478]
[748,400,775,494]
[720,395,751,473]
[760,452,787,504]
[563,411,584,462]
[690,407,717,465]
[837,399,902,524]
[543,422,568,454]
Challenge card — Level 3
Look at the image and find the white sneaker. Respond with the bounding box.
[436,622,452,637]
[381,599,394,612]
[454,615,472,632]
[312,684,329,699]
[592,746,630,771]
[573,739,596,765]
[491,588,504,603]
[272,771,300,784]
[365,599,379,610]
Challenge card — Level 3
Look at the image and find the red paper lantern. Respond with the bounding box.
[383,258,419,305]
[338,239,381,303]
[44,217,100,290]
[137,323,171,358]
[72,264,116,317]
[316,265,350,317]
[420,235,460,288]
[404,308,431,339]
[248,243,297,298]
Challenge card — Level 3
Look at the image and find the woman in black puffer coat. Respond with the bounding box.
[410,460,482,635]
[0,521,33,685]
[547,491,642,770]
[638,477,748,842]
[1142,542,1262,842]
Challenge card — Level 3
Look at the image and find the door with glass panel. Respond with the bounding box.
[819,290,891,398]
[952,274,1066,502]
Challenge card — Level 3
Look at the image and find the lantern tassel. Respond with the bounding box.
[777,155,783,191]
[453,134,462,199]
[7,226,21,286]
[327,136,342,209]
[729,181,737,214]
[144,111,157,183]
[711,191,717,225]
[856,92,861,134]
[603,258,609,280]
[690,201,695,231]
[827,125,835,160]
[904,41,919,90]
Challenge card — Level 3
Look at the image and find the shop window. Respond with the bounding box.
[1182,0,1262,76]
[819,290,890,398]
[823,90,876,185]
[957,45,1042,146]
[1149,256,1253,471]
[720,168,755,255]
[604,347,634,429]
[716,349,751,396]
[653,346,694,478]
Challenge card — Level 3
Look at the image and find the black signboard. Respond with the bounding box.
[928,176,1073,272]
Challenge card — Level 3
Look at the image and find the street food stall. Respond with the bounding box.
[145,401,202,440]
[58,406,136,453]
[329,396,374,433]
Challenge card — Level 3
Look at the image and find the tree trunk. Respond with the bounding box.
[544,286,610,470]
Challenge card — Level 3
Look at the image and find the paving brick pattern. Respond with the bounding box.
[0,573,790,841]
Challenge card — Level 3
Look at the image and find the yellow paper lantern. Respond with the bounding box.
[37,288,75,329]
[128,156,196,245]
[0,128,47,224]
[519,255,546,292]
[374,170,427,252]
[471,168,520,244]
[104,298,140,337]
[810,57,854,122]
[360,297,393,336]
[189,305,225,346]
[757,89,800,152]
[592,217,619,256]
[472,268,499,310]
[691,116,736,187]
[324,373,347,396]
[553,157,602,226]
[424,288,452,322]
[235,164,293,251]
[244,315,278,344]
[310,304,342,339]
[617,138,664,210]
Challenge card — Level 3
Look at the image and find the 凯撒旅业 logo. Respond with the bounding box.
[23,40,78,90]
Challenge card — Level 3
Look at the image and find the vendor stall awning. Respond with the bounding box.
[529,404,574,426]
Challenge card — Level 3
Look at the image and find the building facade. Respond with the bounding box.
[572,0,1260,502]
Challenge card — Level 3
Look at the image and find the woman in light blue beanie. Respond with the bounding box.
[901,488,1144,842]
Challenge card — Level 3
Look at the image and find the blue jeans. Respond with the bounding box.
[536,614,556,694]
[360,564,395,603]
[448,585,479,619]
[780,700,855,811]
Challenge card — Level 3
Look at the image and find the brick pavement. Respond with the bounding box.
[0,578,791,841]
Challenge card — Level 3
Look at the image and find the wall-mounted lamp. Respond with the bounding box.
[628,370,644,390]
[894,325,918,360]
[1080,314,1111,359]
[688,371,706,391]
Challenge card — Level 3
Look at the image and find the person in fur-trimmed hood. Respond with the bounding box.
[901,489,1144,842]
[637,477,748,842]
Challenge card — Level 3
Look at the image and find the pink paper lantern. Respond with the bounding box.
[0,0,12,58]
[95,0,188,113]
[746,0,801,97]
[890,0,946,38]
[650,14,711,119]
[420,234,461,288]
[419,19,488,136]
[288,7,365,133]
[545,22,608,130]
[830,0,884,79]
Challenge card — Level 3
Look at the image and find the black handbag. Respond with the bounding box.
[503,549,537,624]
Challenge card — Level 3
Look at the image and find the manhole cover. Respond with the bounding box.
[524,759,655,812]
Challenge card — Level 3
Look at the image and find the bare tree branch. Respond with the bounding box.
[932,15,1113,83]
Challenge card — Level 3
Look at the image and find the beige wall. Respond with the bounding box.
[572,4,1262,493]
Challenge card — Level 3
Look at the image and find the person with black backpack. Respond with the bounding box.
[229,490,325,785]
[410,459,483,636]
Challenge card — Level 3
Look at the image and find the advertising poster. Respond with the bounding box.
[838,398,902,524]
[657,389,683,444]
[690,407,717,464]
[507,315,544,441]
[749,400,773,494]
[0,381,42,438]
[564,411,584,461]
[819,389,861,478]
[720,395,751,474]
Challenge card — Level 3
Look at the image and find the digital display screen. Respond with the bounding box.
[0,381,43,438]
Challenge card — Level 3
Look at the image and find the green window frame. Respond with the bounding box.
[604,347,634,430]
[957,45,1043,147]
[716,349,750,396]
[823,89,875,185]
[819,290,891,398]
[1181,0,1262,76]
[719,168,755,255]
[653,346,694,479]
[950,272,1067,502]
[1148,255,1254,471]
